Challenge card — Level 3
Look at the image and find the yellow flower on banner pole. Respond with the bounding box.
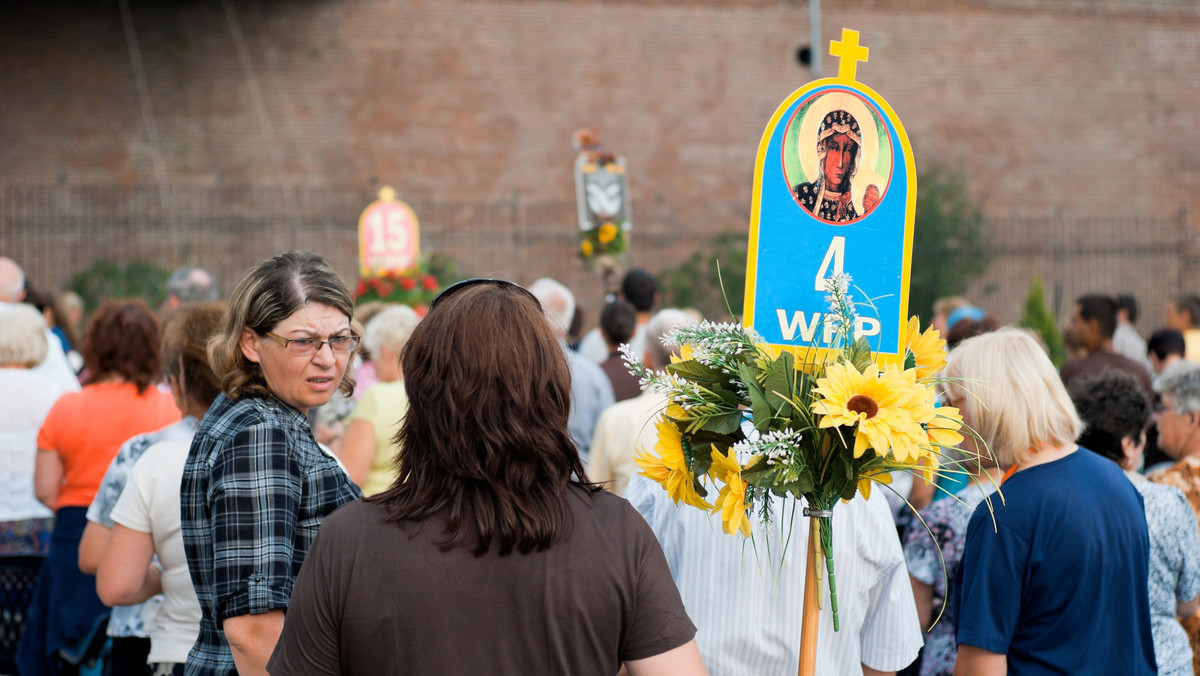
[598,222,619,244]
[811,362,929,462]
[905,316,947,379]
[927,405,965,449]
[580,240,594,257]
[710,447,751,536]
[856,471,892,501]
[633,418,711,509]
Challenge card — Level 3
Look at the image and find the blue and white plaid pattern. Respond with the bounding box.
[181,393,361,675]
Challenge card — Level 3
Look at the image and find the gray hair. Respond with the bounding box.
[528,278,575,338]
[167,267,219,303]
[1155,360,1200,415]
[0,302,48,368]
[645,308,695,368]
[0,257,25,302]
[363,305,421,359]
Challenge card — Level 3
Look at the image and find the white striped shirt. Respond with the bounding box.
[627,475,922,675]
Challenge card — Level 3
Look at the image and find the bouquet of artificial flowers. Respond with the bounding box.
[628,275,968,629]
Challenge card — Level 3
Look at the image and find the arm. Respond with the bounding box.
[210,423,302,674]
[338,419,376,488]
[225,610,285,676]
[34,449,63,508]
[624,639,707,676]
[953,644,1007,676]
[1179,596,1199,619]
[78,521,112,575]
[910,575,935,632]
[863,666,894,676]
[96,524,161,606]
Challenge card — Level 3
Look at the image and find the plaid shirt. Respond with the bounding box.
[181,393,361,675]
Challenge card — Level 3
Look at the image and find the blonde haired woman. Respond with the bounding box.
[947,328,1155,675]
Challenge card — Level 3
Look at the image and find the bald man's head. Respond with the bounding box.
[0,258,25,302]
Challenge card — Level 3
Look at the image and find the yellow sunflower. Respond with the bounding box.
[904,316,947,380]
[709,448,752,536]
[926,405,965,450]
[597,222,619,244]
[811,362,930,463]
[633,418,710,509]
[669,344,695,364]
[855,470,892,502]
[580,240,594,258]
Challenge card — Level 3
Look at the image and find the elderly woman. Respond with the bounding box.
[268,279,705,675]
[180,252,361,676]
[340,304,420,494]
[947,328,1156,675]
[0,303,58,556]
[1070,371,1200,676]
[19,300,180,675]
[94,303,224,676]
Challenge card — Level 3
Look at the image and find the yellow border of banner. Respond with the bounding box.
[358,196,422,278]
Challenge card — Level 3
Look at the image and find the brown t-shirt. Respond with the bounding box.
[268,487,696,675]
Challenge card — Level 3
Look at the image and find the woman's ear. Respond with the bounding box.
[1120,433,1145,471]
[240,327,261,364]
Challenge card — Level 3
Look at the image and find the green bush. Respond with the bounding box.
[70,260,171,315]
[908,165,990,325]
[1019,276,1066,367]
[658,231,747,322]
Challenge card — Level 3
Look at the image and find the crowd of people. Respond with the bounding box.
[4,249,1200,675]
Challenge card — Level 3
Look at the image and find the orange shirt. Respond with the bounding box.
[37,382,180,510]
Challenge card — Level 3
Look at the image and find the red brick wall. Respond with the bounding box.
[1,0,1197,327]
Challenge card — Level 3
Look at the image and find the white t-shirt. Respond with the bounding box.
[110,439,201,664]
[0,369,58,522]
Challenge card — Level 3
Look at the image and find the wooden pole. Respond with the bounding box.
[798,517,821,676]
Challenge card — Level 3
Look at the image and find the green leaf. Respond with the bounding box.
[667,360,724,383]
[849,336,874,373]
[762,353,797,418]
[702,411,745,436]
[903,349,918,371]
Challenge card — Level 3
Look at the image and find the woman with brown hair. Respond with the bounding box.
[94,303,225,676]
[268,279,706,676]
[180,252,361,676]
[18,300,180,675]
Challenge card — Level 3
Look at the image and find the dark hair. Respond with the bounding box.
[209,252,357,399]
[162,303,224,411]
[1149,329,1186,361]
[1076,294,1118,340]
[23,284,81,350]
[1116,294,1138,324]
[369,281,595,556]
[600,300,637,346]
[621,269,657,313]
[1070,371,1151,464]
[82,300,162,394]
[1174,294,1200,328]
[946,315,999,350]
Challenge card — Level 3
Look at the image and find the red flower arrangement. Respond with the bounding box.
[355,254,458,309]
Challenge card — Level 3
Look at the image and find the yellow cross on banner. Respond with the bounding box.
[830,28,869,83]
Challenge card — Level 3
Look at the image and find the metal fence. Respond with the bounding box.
[0,184,1190,331]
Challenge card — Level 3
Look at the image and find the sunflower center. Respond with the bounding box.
[846,394,879,419]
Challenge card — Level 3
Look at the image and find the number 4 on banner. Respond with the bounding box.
[813,237,845,292]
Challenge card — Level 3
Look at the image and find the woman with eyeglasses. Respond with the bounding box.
[180,252,362,676]
[268,279,706,676]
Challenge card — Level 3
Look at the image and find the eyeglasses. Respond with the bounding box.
[429,278,542,311]
[261,331,360,356]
